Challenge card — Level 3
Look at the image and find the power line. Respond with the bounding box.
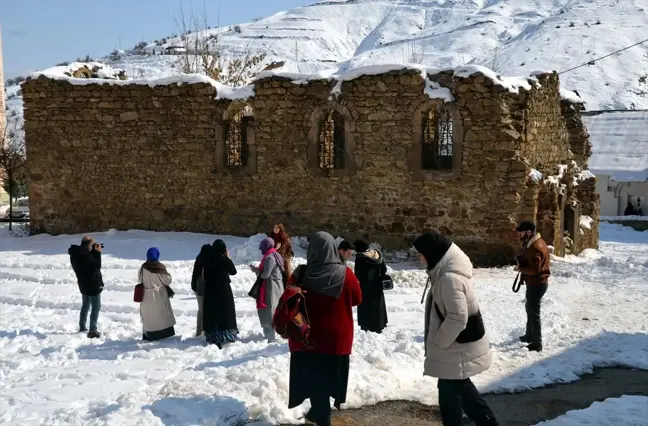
[558,36,648,75]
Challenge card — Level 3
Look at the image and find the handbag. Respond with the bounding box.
[248,275,263,300]
[381,274,394,290]
[196,272,205,297]
[165,285,175,299]
[133,284,144,303]
[134,268,144,303]
[434,303,485,344]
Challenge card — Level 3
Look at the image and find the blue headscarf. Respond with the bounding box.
[146,247,160,262]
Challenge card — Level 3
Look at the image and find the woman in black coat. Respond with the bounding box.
[353,240,388,333]
[191,239,238,348]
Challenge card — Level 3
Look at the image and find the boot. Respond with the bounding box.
[519,335,530,343]
[87,330,101,339]
[527,342,543,352]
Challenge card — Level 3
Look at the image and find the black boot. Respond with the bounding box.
[527,342,543,352]
[87,330,101,339]
[519,335,530,343]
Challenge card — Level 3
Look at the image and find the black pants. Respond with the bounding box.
[525,283,548,344]
[437,378,498,426]
[306,395,331,426]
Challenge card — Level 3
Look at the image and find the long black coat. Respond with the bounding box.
[354,250,388,333]
[69,245,104,296]
[192,244,238,332]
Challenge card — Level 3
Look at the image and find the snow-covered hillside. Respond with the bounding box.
[5,0,648,130]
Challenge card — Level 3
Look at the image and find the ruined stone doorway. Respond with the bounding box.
[563,204,579,255]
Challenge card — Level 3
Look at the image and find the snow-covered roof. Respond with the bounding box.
[582,110,648,182]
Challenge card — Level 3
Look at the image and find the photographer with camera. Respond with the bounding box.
[69,235,104,338]
[514,221,551,353]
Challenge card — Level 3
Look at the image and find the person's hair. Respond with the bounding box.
[338,240,354,251]
[271,223,287,234]
[80,235,93,248]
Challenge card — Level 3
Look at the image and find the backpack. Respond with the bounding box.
[272,266,312,347]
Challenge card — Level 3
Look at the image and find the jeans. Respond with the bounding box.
[80,294,101,331]
[525,283,548,344]
[437,378,498,426]
[194,292,204,336]
[262,325,276,342]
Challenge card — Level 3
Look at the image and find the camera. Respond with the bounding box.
[94,242,104,249]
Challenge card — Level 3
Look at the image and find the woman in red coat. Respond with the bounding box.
[287,231,362,426]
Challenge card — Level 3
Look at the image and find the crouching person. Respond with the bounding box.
[414,232,499,426]
[139,247,176,341]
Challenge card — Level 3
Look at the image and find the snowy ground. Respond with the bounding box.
[0,223,647,425]
[538,395,648,426]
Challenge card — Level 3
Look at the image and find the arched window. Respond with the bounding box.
[307,103,356,177]
[224,105,254,167]
[318,110,345,169]
[214,104,256,175]
[422,104,453,170]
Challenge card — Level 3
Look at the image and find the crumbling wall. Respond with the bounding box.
[22,67,594,266]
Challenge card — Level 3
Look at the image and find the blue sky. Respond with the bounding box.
[0,0,313,79]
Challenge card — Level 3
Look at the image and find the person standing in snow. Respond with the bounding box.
[194,240,239,348]
[353,240,388,333]
[139,247,176,341]
[251,237,285,342]
[268,223,294,278]
[624,200,637,216]
[414,232,499,426]
[515,221,550,352]
[636,197,643,216]
[288,231,362,426]
[337,240,354,264]
[69,235,104,339]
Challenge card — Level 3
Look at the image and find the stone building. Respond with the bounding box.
[21,63,599,266]
[0,27,9,204]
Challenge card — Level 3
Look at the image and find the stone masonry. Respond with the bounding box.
[21,66,600,266]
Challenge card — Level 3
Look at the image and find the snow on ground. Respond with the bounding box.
[536,395,648,426]
[0,223,647,425]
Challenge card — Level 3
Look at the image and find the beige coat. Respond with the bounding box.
[140,267,176,333]
[423,243,492,380]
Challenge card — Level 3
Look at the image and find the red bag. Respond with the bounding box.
[133,268,144,303]
[133,284,144,303]
[272,266,312,347]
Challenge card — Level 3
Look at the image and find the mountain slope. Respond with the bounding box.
[5,0,648,132]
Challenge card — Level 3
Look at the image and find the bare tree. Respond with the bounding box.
[172,2,267,86]
[0,119,27,231]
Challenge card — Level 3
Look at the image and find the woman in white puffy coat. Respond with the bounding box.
[414,232,499,426]
[139,247,176,341]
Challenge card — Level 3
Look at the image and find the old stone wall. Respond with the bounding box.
[561,100,591,169]
[520,73,571,172]
[22,67,597,266]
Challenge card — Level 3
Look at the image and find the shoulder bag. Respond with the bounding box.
[434,303,485,344]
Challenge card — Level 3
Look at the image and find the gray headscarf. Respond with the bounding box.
[302,231,347,298]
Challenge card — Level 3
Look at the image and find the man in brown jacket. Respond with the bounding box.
[515,221,550,352]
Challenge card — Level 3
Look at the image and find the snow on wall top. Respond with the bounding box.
[255,62,537,95]
[30,62,255,101]
[30,61,544,102]
[581,110,648,182]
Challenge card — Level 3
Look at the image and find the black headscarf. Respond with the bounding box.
[353,239,370,253]
[413,232,453,270]
[212,239,227,255]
